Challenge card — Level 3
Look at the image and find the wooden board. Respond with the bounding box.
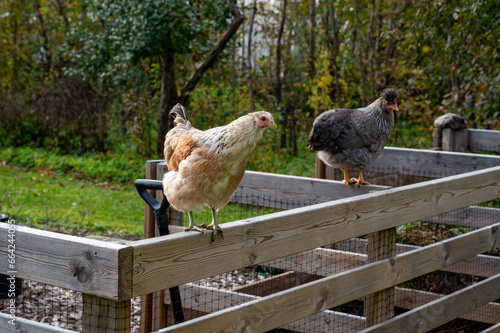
[154,223,499,332]
[0,312,74,333]
[468,129,500,153]
[442,128,468,152]
[164,283,365,333]
[131,166,500,296]
[395,288,500,325]
[481,322,500,333]
[0,224,133,300]
[368,147,500,178]
[362,273,500,333]
[231,170,390,209]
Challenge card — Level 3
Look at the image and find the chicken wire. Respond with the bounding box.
[1,169,498,332]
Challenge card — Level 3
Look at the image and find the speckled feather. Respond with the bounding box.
[163,104,274,212]
[307,89,397,171]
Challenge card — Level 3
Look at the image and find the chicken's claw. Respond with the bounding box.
[205,223,224,242]
[183,225,206,234]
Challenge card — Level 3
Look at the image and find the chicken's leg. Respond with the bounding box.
[350,171,371,187]
[183,211,206,234]
[205,207,224,242]
[342,168,357,186]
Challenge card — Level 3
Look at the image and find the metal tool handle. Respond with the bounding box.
[134,179,185,324]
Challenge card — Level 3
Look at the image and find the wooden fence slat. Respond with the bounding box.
[132,166,500,296]
[361,273,500,333]
[395,288,500,325]
[164,283,365,333]
[0,312,74,333]
[368,147,500,178]
[233,170,389,209]
[442,128,468,152]
[468,129,500,153]
[480,321,500,333]
[365,229,396,327]
[261,241,500,279]
[0,225,133,300]
[155,223,499,332]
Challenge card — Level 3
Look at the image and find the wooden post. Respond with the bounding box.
[82,294,131,333]
[141,160,162,333]
[442,128,468,152]
[315,156,325,179]
[365,228,396,327]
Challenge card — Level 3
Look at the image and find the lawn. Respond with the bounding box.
[0,165,145,237]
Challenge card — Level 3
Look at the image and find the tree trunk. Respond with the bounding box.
[308,0,316,79]
[353,0,366,106]
[274,0,287,149]
[156,37,178,156]
[368,0,376,99]
[247,0,257,111]
[156,0,245,155]
[328,0,341,104]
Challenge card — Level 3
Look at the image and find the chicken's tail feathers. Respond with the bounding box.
[169,104,191,128]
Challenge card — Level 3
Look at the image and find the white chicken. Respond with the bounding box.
[163,104,277,241]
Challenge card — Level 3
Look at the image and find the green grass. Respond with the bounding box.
[0,166,144,237]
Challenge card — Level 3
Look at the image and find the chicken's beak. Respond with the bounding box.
[393,104,399,112]
[268,121,277,128]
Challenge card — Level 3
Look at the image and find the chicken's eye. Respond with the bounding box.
[260,116,267,122]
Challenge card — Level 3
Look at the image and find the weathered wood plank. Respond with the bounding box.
[230,170,389,209]
[368,147,500,178]
[165,283,365,333]
[442,128,468,152]
[468,129,500,153]
[0,224,133,300]
[0,312,74,333]
[421,206,500,228]
[395,288,500,325]
[82,294,131,333]
[231,271,320,297]
[361,273,500,333]
[155,223,499,332]
[481,321,500,333]
[262,244,500,279]
[132,166,500,296]
[365,229,396,327]
[141,160,160,333]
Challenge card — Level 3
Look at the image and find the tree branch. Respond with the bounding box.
[179,0,245,103]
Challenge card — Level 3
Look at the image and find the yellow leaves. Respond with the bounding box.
[422,45,431,53]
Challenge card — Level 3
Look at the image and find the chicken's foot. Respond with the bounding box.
[341,168,358,186]
[350,171,371,187]
[206,207,224,242]
[183,211,206,234]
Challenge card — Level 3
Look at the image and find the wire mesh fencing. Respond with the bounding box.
[1,164,499,332]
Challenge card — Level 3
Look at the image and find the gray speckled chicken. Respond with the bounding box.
[307,89,399,186]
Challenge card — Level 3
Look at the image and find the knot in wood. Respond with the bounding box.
[249,254,256,263]
[72,262,92,284]
[85,250,93,260]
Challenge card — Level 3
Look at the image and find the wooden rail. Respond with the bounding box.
[0,146,498,332]
[156,223,499,332]
[131,165,500,296]
[0,224,132,300]
[361,272,500,333]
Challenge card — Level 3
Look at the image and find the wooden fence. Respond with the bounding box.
[1,132,499,332]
